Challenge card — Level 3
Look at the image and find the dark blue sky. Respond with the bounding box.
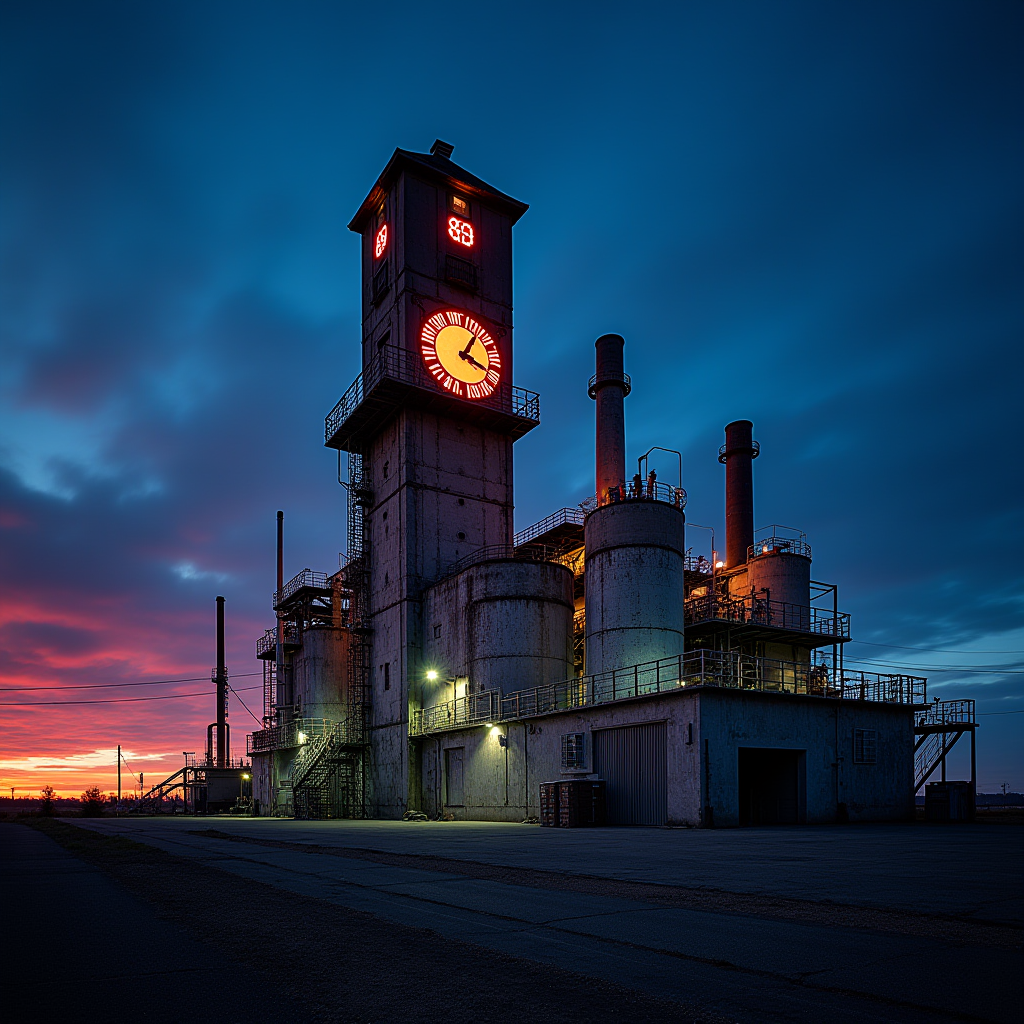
[1,2,1021,793]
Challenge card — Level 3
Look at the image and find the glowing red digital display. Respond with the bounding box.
[447,216,474,248]
[374,224,388,258]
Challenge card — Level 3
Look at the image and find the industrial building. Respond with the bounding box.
[247,141,977,826]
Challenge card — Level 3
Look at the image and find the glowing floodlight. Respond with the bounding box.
[426,669,438,681]
[297,732,307,744]
[715,561,724,569]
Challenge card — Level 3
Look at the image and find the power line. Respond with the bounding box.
[848,640,1024,655]
[0,685,261,707]
[228,683,263,725]
[0,671,263,693]
[978,709,1024,716]
[835,659,1019,675]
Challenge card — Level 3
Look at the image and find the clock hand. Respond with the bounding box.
[460,333,478,358]
[459,351,487,372]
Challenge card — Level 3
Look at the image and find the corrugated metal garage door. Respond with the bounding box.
[593,722,667,825]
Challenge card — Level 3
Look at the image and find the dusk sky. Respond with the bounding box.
[1,2,1021,797]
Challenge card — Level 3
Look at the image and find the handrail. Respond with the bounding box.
[513,508,585,548]
[684,592,849,637]
[581,480,687,512]
[410,648,926,736]
[255,623,300,659]
[325,344,540,443]
[274,568,332,609]
[748,536,812,560]
[437,543,577,583]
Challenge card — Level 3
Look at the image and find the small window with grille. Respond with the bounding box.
[445,253,477,291]
[372,261,389,303]
[853,728,877,764]
[449,194,471,218]
[561,733,586,770]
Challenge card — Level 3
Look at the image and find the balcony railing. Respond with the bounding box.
[513,507,585,548]
[410,648,926,736]
[684,593,850,638]
[748,536,812,560]
[274,568,333,609]
[580,479,687,512]
[255,623,300,659]
[437,543,578,584]
[325,344,540,444]
[247,717,334,755]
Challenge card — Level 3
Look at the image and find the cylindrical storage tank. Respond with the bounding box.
[291,628,350,721]
[464,560,574,695]
[584,501,685,674]
[745,551,811,631]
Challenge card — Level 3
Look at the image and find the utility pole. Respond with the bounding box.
[117,744,121,815]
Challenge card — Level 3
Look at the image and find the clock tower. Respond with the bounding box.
[326,141,539,816]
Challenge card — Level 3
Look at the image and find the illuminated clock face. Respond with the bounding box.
[420,310,501,400]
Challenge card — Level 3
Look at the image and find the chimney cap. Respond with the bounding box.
[430,139,455,159]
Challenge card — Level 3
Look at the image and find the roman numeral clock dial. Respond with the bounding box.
[420,310,502,400]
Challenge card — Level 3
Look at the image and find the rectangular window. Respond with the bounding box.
[372,261,389,303]
[853,728,877,764]
[561,733,586,770]
[444,253,477,291]
[433,623,442,639]
[383,663,390,691]
[449,194,471,217]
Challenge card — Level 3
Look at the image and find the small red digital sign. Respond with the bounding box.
[374,224,388,258]
[447,216,474,248]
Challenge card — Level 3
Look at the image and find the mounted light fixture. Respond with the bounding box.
[426,670,438,681]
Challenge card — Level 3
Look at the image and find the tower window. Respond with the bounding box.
[853,729,877,764]
[433,624,442,639]
[372,261,389,303]
[383,663,390,691]
[449,194,471,217]
[445,254,477,291]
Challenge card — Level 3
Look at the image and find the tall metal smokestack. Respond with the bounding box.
[720,420,759,568]
[215,595,228,766]
[275,511,287,721]
[589,334,631,502]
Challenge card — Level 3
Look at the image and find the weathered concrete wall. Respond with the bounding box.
[416,687,913,826]
[698,689,915,825]
[585,501,686,673]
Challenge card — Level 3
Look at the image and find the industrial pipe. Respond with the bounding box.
[720,420,759,568]
[275,510,287,722]
[215,595,227,766]
[589,334,631,503]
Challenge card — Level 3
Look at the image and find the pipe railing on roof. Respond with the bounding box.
[410,648,926,736]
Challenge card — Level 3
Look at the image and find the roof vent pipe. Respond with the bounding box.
[430,140,455,159]
[589,334,632,503]
[719,420,759,568]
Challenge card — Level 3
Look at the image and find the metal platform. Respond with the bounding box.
[325,345,539,451]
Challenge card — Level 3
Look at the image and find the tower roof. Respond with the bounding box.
[348,141,529,232]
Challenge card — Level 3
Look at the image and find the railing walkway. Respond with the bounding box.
[684,593,850,638]
[411,648,926,736]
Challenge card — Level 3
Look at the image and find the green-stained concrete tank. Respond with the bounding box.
[584,500,686,674]
[465,560,574,693]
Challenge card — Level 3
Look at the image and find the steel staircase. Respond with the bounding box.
[914,699,976,791]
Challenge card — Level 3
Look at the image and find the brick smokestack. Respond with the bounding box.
[589,334,631,502]
[720,420,759,568]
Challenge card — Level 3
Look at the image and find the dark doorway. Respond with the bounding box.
[738,748,805,825]
[593,722,667,825]
[445,747,464,806]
